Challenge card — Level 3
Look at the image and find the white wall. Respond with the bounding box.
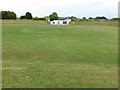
[50,20,70,25]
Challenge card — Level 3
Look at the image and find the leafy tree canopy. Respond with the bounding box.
[20,12,33,19]
[49,12,58,21]
[95,16,107,19]
[25,12,33,19]
[0,11,16,19]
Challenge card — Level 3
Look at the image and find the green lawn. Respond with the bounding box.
[2,20,118,88]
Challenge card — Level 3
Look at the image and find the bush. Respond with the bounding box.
[110,18,120,21]
[33,17,46,20]
[20,16,26,19]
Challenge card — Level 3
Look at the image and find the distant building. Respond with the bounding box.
[50,18,71,25]
[50,20,71,25]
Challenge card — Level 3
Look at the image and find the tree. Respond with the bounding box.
[68,16,77,21]
[49,12,58,21]
[9,11,16,19]
[0,11,8,19]
[80,17,88,21]
[20,12,33,19]
[0,11,7,19]
[82,17,86,20]
[0,11,16,19]
[88,17,93,19]
[25,12,33,19]
[95,16,107,19]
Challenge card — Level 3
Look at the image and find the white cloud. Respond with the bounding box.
[0,0,119,18]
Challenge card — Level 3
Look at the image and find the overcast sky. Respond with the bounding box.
[0,0,119,18]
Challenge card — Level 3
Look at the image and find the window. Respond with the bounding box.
[63,21,67,24]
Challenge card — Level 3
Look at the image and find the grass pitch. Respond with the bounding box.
[2,20,118,88]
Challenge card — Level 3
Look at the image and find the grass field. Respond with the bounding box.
[2,20,118,88]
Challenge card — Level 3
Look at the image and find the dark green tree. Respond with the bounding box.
[9,11,16,19]
[82,17,86,20]
[0,11,16,19]
[95,16,107,19]
[25,12,33,19]
[88,17,93,19]
[1,11,8,19]
[49,12,58,21]
[80,17,88,21]
[20,12,33,19]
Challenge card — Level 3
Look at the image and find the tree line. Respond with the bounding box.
[0,11,119,21]
[0,11,16,19]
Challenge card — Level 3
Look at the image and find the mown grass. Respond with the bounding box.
[2,20,118,88]
[72,21,118,27]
